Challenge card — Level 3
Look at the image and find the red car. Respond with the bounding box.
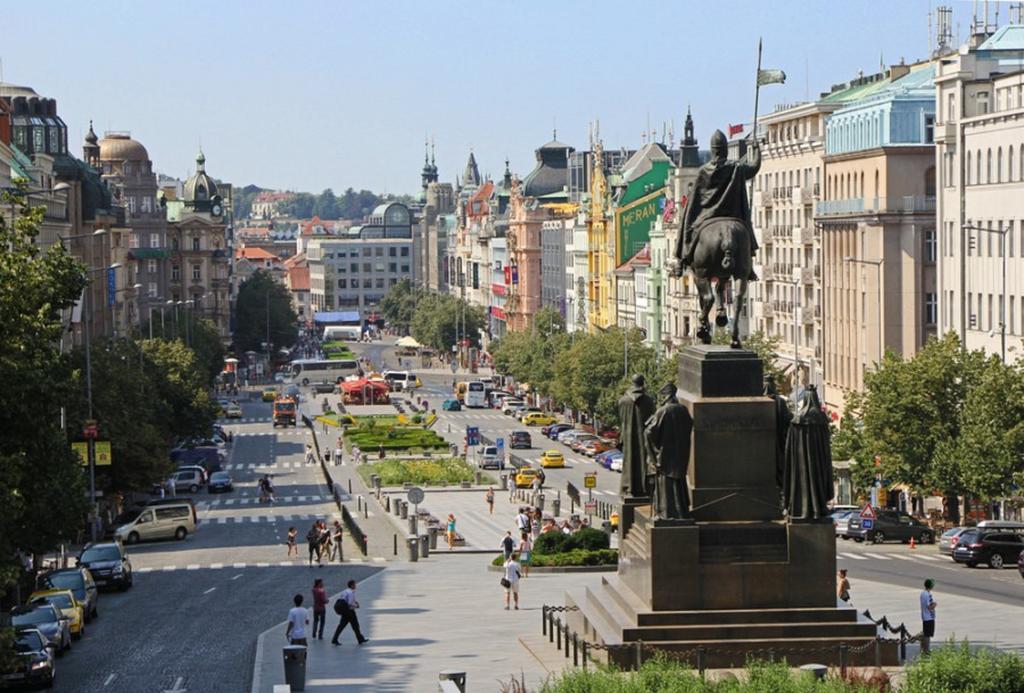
[581,438,615,457]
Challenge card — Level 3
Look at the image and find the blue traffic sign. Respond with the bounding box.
[466,426,480,446]
[861,519,874,530]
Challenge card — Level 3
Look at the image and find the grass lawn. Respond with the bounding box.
[356,457,495,486]
[345,426,449,451]
[322,341,355,359]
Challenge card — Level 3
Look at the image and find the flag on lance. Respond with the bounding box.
[757,68,786,86]
[728,123,744,137]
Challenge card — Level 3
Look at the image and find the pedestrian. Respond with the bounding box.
[287,527,298,557]
[285,594,309,646]
[378,443,386,460]
[306,523,320,566]
[501,531,515,561]
[334,445,344,466]
[532,508,542,540]
[167,475,176,497]
[837,569,851,604]
[318,521,331,566]
[331,579,368,645]
[305,445,315,465]
[446,513,457,550]
[331,521,344,562]
[324,449,332,465]
[311,579,328,640]
[502,552,521,610]
[519,531,533,578]
[485,487,495,515]
[920,579,936,655]
[516,508,530,535]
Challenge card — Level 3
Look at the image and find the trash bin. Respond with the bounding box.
[407,536,419,562]
[408,515,418,536]
[552,498,561,517]
[500,474,509,490]
[282,645,307,691]
[400,501,409,520]
[420,533,429,558]
[429,526,439,549]
[537,493,545,512]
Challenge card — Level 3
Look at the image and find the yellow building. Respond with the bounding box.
[587,139,614,329]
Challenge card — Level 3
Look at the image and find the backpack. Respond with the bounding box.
[333,598,347,615]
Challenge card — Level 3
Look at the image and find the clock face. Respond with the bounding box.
[212,204,223,217]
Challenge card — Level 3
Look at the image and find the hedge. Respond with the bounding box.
[903,641,1024,693]
[491,549,618,568]
[357,457,492,486]
[345,427,448,450]
[534,527,610,555]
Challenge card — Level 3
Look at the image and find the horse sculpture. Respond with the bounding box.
[682,217,751,349]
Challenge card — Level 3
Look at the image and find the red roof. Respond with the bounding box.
[235,247,280,262]
[288,266,310,291]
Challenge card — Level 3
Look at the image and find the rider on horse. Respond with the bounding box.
[675,129,760,281]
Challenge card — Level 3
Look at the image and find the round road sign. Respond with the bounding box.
[407,487,425,504]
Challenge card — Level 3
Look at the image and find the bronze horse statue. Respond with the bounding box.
[681,217,751,349]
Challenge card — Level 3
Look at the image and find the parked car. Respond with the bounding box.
[570,434,600,453]
[144,497,198,524]
[952,529,1024,568]
[261,387,278,402]
[500,399,525,415]
[4,627,56,688]
[441,398,462,411]
[10,605,70,655]
[557,429,585,445]
[938,527,971,556]
[174,464,209,484]
[609,456,623,473]
[168,468,205,494]
[581,438,614,457]
[224,402,243,419]
[845,510,935,544]
[114,502,196,544]
[522,412,557,427]
[832,510,855,538]
[207,471,234,493]
[539,450,565,468]
[311,382,336,394]
[542,423,571,437]
[38,568,97,623]
[473,445,503,470]
[596,449,622,470]
[509,431,532,449]
[28,590,83,640]
[77,542,132,591]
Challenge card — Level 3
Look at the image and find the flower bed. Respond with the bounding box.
[345,426,448,451]
[357,457,492,486]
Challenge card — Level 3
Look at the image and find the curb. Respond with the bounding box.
[486,561,617,574]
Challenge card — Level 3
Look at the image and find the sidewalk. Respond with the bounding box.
[251,558,1024,692]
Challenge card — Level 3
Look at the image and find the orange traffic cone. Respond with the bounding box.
[909,537,917,550]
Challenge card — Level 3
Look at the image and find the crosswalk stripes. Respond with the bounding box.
[837,551,951,563]
[134,558,389,573]
[838,552,869,560]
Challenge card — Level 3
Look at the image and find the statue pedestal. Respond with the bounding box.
[561,346,896,669]
[617,495,650,543]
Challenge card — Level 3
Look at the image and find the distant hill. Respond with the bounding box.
[232,186,417,222]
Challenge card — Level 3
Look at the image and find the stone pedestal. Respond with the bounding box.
[617,495,650,543]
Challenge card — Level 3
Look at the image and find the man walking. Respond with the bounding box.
[311,579,327,640]
[331,579,369,645]
[501,531,515,561]
[920,579,937,655]
[285,594,309,646]
[502,552,521,610]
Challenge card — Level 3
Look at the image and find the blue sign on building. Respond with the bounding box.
[107,268,116,307]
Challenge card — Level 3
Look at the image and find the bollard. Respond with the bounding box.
[475,470,482,484]
[392,498,401,516]
[635,639,644,666]
[548,612,555,642]
[393,533,398,556]
[282,645,307,691]
[582,640,588,670]
[555,617,562,650]
[400,501,408,519]
[384,495,391,512]
[420,533,429,558]
[407,536,419,562]
[501,474,509,490]
[357,495,362,511]
[572,632,578,666]
[363,503,368,520]
[429,526,439,549]
[347,479,352,494]
[899,627,908,662]
[697,646,706,679]
[839,643,849,677]
[408,515,418,536]
[537,493,545,512]
[542,606,548,636]
[552,497,561,517]
[564,624,570,660]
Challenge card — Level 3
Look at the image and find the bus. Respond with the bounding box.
[288,359,361,386]
[461,380,487,408]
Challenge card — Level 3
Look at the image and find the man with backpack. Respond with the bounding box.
[331,579,368,645]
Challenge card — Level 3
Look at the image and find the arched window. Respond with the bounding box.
[1010,145,1016,182]
[986,148,992,184]
[967,151,972,184]
[977,149,982,184]
[998,147,1003,183]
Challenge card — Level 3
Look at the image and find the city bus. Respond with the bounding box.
[288,359,361,386]
[460,380,486,408]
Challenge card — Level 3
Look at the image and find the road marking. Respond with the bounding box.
[372,557,386,563]
[203,587,217,595]
[233,562,246,568]
[869,554,892,560]
[187,564,200,570]
[163,676,187,693]
[210,563,223,569]
[888,554,920,562]
[838,552,868,560]
[915,554,940,561]
[256,562,269,567]
[232,573,243,580]
[162,565,177,571]
[104,674,117,686]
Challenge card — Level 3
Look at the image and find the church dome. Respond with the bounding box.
[99,132,149,162]
[183,149,219,204]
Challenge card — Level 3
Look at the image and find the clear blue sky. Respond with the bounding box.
[2,0,986,195]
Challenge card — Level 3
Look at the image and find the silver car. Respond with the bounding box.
[938,526,970,556]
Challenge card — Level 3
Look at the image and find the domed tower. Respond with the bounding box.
[82,121,99,168]
[183,149,223,216]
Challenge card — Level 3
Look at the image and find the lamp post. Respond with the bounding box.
[962,224,1010,362]
[843,257,884,369]
[83,261,122,542]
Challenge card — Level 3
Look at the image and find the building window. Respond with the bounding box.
[401,247,409,257]
[337,279,347,289]
[148,282,158,297]
[401,264,409,273]
[362,248,371,257]
[363,278,372,289]
[390,278,398,287]
[150,233,160,248]
[192,237,201,251]
[147,259,157,274]
[128,196,137,214]
[171,265,180,281]
[363,263,371,273]
[141,196,153,213]
[389,263,397,273]
[977,90,990,115]
[925,293,937,325]
[351,263,359,273]
[375,248,383,256]
[924,115,934,144]
[192,264,201,281]
[924,230,937,263]
[389,247,397,257]
[375,278,385,289]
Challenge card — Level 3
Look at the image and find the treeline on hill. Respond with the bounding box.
[235,185,416,221]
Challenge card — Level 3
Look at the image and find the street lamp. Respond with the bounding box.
[82,262,122,542]
[963,224,1010,362]
[843,257,884,369]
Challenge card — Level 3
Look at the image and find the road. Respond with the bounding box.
[55,394,380,692]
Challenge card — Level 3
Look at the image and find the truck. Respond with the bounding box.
[272,395,297,427]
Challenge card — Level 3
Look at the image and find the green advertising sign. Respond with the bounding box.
[614,190,663,265]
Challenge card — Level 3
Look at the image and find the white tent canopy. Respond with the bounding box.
[396,336,422,349]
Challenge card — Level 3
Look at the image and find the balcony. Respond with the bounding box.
[761,302,775,319]
[815,196,936,216]
[801,305,816,325]
[800,267,814,284]
[799,226,817,245]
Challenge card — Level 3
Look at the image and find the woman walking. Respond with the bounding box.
[286,526,298,557]
[518,532,533,578]
[331,521,344,562]
[446,513,457,550]
[485,487,495,515]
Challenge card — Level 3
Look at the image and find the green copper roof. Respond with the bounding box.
[820,74,893,104]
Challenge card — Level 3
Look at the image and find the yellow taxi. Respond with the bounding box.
[515,468,541,488]
[539,450,565,468]
[29,589,85,639]
[522,412,557,427]
[261,388,278,402]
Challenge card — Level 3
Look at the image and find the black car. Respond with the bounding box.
[952,529,1024,569]
[509,431,532,449]
[78,542,132,591]
[10,605,70,655]
[207,471,234,493]
[845,510,935,544]
[38,568,98,622]
[3,628,55,689]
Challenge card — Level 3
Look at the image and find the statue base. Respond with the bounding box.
[617,495,650,543]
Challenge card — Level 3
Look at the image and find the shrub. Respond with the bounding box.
[357,457,490,486]
[411,413,424,424]
[903,641,1024,693]
[490,549,618,568]
[575,526,611,551]
[534,531,573,555]
[533,527,610,555]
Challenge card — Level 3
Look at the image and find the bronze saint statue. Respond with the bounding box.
[671,130,760,349]
[644,382,693,520]
[782,385,834,521]
[764,375,792,505]
[618,374,656,498]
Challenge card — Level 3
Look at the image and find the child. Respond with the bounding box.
[287,527,298,557]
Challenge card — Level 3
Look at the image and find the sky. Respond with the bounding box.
[1,0,996,195]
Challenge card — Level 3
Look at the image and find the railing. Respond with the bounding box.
[816,196,936,216]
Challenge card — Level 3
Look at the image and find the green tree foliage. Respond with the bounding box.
[141,314,224,386]
[0,187,89,649]
[233,270,298,354]
[410,293,486,352]
[380,279,422,333]
[231,184,266,220]
[313,188,339,219]
[280,192,315,219]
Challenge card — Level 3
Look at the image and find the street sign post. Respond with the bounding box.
[466,426,480,446]
[496,437,505,465]
[408,486,425,517]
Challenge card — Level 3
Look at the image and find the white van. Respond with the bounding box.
[322,325,361,342]
[474,445,503,470]
[114,504,196,544]
[383,371,420,391]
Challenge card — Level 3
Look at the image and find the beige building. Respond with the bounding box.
[935,23,1024,362]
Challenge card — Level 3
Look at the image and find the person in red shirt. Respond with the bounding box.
[312,578,328,640]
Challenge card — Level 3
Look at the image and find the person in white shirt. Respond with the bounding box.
[285,594,309,646]
[920,579,936,655]
[331,579,368,645]
[502,554,522,610]
[334,446,344,466]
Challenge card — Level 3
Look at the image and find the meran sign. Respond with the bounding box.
[615,189,664,265]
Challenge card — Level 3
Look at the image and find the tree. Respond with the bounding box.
[0,185,89,651]
[380,279,423,333]
[140,314,224,386]
[281,193,315,219]
[314,189,339,220]
[410,293,486,352]
[233,270,298,355]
